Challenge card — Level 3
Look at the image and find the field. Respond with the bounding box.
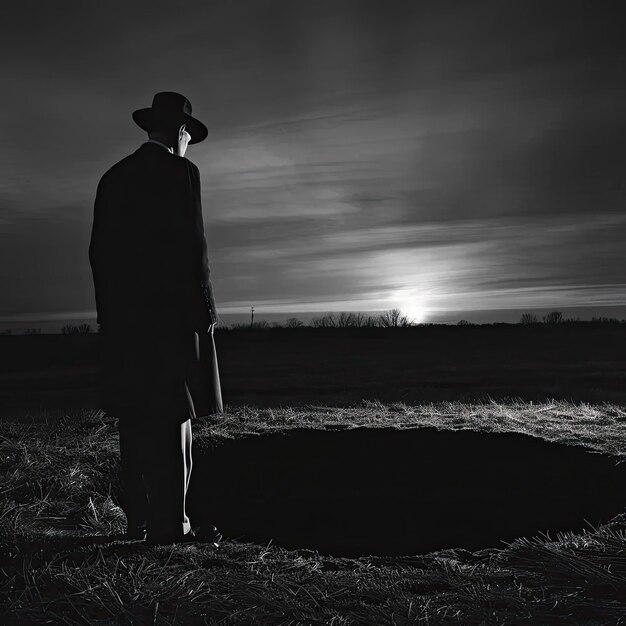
[2,323,626,411]
[2,325,626,624]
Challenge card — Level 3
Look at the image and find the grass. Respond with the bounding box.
[2,399,626,624]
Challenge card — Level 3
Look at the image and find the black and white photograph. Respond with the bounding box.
[1,1,626,623]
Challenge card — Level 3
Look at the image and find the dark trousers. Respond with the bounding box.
[117,415,193,539]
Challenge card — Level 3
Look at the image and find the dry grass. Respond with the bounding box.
[2,399,626,624]
[197,398,626,459]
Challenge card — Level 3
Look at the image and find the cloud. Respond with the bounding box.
[204,210,626,316]
[1,0,625,320]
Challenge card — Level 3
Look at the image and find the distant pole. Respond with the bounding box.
[250,306,255,328]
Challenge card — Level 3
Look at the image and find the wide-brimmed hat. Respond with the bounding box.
[132,91,208,144]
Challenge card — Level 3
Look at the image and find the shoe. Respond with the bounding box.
[192,524,223,547]
[146,525,222,546]
[126,526,147,541]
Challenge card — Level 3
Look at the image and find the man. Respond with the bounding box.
[89,91,222,545]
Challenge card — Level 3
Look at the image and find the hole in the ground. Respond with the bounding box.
[187,427,626,557]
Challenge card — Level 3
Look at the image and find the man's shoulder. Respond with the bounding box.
[98,144,191,185]
[98,147,150,186]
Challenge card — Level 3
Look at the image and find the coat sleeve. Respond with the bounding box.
[187,160,218,326]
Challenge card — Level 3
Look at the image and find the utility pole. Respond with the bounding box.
[250,306,255,328]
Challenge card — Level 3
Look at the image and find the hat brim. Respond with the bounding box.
[132,108,208,144]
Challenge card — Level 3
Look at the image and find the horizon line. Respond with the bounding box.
[2,303,626,325]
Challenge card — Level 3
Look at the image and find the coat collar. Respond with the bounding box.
[138,140,174,155]
[146,138,174,153]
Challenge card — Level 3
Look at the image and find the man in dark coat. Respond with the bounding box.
[89,91,222,545]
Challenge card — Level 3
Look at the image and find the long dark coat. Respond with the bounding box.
[89,141,219,421]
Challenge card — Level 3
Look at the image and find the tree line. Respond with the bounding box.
[3,309,625,335]
[231,309,412,330]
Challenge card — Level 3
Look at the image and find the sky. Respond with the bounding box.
[1,0,625,327]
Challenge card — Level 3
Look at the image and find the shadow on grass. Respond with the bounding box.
[188,427,626,557]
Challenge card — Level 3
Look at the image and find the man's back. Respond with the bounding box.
[89,92,222,546]
[89,141,208,332]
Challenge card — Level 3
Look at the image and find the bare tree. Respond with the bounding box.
[337,312,357,327]
[285,317,304,328]
[542,311,563,324]
[591,316,621,324]
[311,314,338,328]
[350,312,368,327]
[378,308,411,328]
[519,313,538,325]
[363,315,380,327]
[457,319,471,326]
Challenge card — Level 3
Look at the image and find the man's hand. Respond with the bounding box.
[191,306,219,335]
[207,308,223,334]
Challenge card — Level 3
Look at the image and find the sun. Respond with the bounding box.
[399,303,428,325]
[384,288,430,325]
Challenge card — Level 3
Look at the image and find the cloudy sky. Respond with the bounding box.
[1,0,624,325]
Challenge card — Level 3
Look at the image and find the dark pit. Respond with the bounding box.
[186,427,626,557]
